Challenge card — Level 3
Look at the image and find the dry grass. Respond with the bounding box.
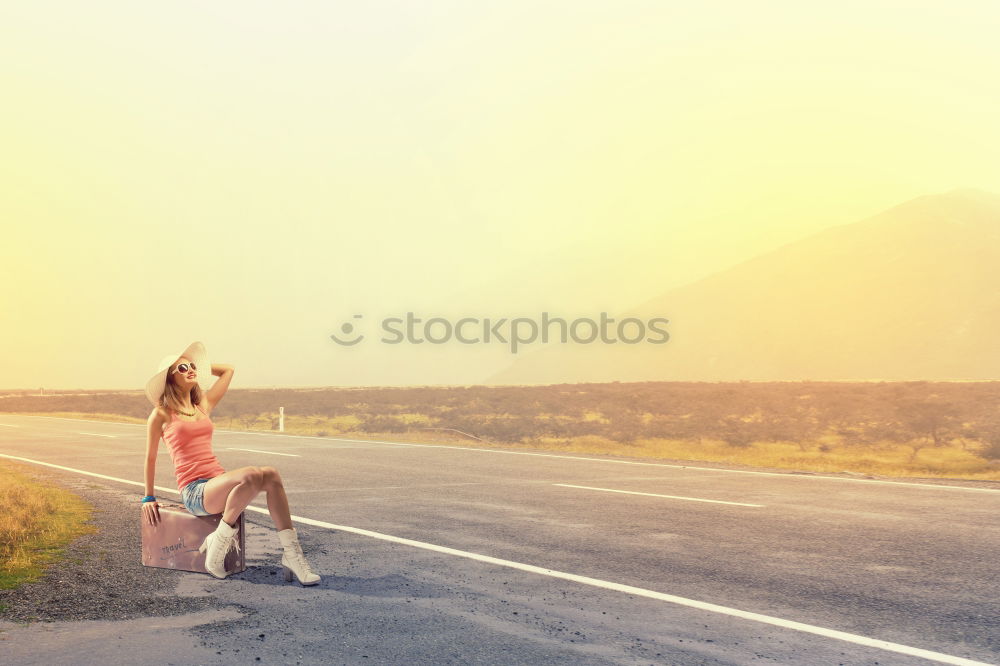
[11,411,1000,480]
[0,460,96,590]
[297,432,1000,480]
[9,411,143,424]
[538,437,1000,480]
[275,430,1000,480]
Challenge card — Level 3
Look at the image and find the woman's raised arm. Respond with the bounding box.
[205,363,235,409]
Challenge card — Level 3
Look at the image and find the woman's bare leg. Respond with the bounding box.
[261,466,292,531]
[202,466,264,526]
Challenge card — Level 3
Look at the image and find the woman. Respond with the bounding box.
[140,341,320,585]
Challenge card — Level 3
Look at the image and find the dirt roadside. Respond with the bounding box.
[0,462,254,624]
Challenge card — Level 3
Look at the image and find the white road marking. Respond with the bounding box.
[554,483,764,507]
[6,414,1000,493]
[78,432,117,438]
[0,423,21,427]
[0,453,181,497]
[0,452,990,666]
[226,447,300,457]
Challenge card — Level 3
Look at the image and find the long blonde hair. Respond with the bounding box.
[159,365,204,414]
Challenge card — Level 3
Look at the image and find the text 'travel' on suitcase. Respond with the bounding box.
[140,500,246,575]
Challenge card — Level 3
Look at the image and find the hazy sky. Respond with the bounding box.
[2,1,998,390]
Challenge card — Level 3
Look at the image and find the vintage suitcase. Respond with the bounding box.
[141,500,246,575]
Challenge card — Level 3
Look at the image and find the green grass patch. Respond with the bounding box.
[0,460,97,590]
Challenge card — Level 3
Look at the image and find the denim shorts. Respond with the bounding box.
[180,478,214,516]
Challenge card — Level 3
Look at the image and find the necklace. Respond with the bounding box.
[175,406,196,417]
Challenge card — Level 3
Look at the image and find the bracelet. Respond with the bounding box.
[141,495,156,503]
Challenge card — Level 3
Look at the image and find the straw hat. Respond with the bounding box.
[144,341,212,407]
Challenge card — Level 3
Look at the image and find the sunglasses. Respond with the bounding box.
[171,362,197,375]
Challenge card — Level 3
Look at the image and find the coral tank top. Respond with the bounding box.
[161,403,226,492]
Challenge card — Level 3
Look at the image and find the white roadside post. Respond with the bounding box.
[279,406,284,432]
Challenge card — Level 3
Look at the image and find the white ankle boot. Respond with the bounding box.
[199,518,240,579]
[277,527,320,586]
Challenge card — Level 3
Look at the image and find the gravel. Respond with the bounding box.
[0,465,240,624]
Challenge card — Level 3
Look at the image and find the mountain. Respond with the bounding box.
[485,188,1000,383]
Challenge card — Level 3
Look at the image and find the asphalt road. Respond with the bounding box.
[1,413,998,665]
